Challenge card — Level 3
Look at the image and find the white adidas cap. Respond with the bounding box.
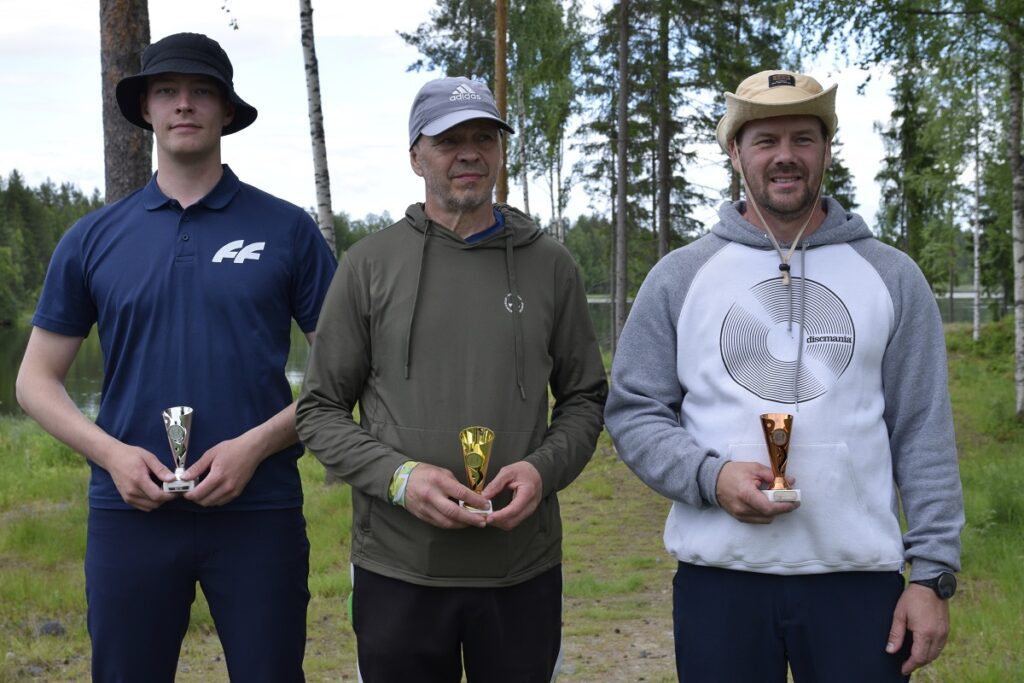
[408,76,515,148]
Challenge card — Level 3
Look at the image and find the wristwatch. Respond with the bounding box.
[911,572,957,599]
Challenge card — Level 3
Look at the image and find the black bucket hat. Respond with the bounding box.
[115,32,257,135]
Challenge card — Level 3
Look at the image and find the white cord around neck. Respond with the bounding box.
[733,142,828,286]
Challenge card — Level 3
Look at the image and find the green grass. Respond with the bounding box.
[1,320,1023,680]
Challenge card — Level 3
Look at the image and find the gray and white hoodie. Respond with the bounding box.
[605,198,964,580]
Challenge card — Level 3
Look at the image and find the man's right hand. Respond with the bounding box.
[104,444,176,512]
[715,461,798,523]
[403,463,488,529]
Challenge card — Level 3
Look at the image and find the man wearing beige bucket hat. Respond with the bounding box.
[607,69,964,681]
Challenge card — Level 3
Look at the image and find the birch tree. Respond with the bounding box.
[299,0,336,252]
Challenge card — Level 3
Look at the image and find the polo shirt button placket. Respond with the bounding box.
[176,212,196,260]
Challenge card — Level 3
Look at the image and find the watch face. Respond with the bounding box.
[936,572,957,599]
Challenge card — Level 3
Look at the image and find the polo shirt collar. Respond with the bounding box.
[141,165,241,211]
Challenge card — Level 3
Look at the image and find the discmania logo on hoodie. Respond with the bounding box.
[719,278,855,403]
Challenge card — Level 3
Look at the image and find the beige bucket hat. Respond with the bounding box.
[716,70,837,153]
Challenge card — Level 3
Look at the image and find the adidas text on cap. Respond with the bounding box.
[408,76,514,148]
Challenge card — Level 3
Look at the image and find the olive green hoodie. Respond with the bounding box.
[297,203,607,587]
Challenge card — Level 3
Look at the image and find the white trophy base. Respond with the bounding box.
[763,488,800,502]
[459,499,493,514]
[164,469,195,493]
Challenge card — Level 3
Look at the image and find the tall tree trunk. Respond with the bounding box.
[299,0,335,253]
[973,83,982,342]
[613,0,630,349]
[548,163,556,236]
[555,137,564,241]
[515,74,530,217]
[495,0,509,203]
[656,0,670,260]
[99,0,151,203]
[1009,37,1024,420]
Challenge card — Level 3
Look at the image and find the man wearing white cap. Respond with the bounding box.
[606,70,964,681]
[297,76,606,682]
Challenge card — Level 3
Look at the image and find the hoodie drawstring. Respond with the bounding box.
[505,236,527,400]
[401,213,527,401]
[792,243,807,411]
[404,222,431,379]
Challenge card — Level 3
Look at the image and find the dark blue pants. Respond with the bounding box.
[85,507,310,683]
[673,562,911,683]
[352,564,563,683]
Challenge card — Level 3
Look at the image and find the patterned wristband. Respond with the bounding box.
[388,461,419,507]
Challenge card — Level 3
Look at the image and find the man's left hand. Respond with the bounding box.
[886,582,950,675]
[480,461,542,531]
[182,436,260,507]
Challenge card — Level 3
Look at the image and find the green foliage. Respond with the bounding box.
[332,210,393,256]
[822,136,859,211]
[790,0,1019,323]
[563,213,663,298]
[0,170,103,320]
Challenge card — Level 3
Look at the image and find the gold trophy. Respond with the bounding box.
[458,426,494,513]
[162,406,196,493]
[760,413,800,502]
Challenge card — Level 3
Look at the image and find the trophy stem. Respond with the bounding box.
[760,413,800,503]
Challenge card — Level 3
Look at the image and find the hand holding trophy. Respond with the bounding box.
[760,413,800,502]
[458,426,494,513]
[162,406,196,493]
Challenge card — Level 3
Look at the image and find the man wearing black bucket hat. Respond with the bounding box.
[606,69,964,681]
[17,32,336,681]
[297,76,606,682]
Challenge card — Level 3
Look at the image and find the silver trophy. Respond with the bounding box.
[162,406,195,493]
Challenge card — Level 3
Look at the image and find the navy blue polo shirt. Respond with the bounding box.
[33,166,337,511]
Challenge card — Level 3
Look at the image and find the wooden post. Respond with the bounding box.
[495,0,509,203]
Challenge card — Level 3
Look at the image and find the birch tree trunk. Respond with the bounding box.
[613,0,630,349]
[555,138,564,241]
[973,92,981,342]
[515,74,530,217]
[100,0,151,203]
[299,0,335,252]
[1009,37,1024,419]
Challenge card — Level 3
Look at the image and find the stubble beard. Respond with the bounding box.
[746,162,821,223]
[429,172,494,215]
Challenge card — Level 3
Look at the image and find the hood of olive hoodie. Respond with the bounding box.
[399,202,545,399]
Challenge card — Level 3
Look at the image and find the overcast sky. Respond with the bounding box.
[0,0,892,229]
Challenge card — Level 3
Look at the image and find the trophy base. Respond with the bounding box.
[163,479,195,493]
[763,488,800,502]
[459,500,493,514]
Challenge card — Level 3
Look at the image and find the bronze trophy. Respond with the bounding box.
[162,406,196,493]
[458,426,494,513]
[760,413,800,502]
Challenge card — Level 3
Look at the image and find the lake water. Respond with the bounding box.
[0,297,1001,417]
[0,323,312,418]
